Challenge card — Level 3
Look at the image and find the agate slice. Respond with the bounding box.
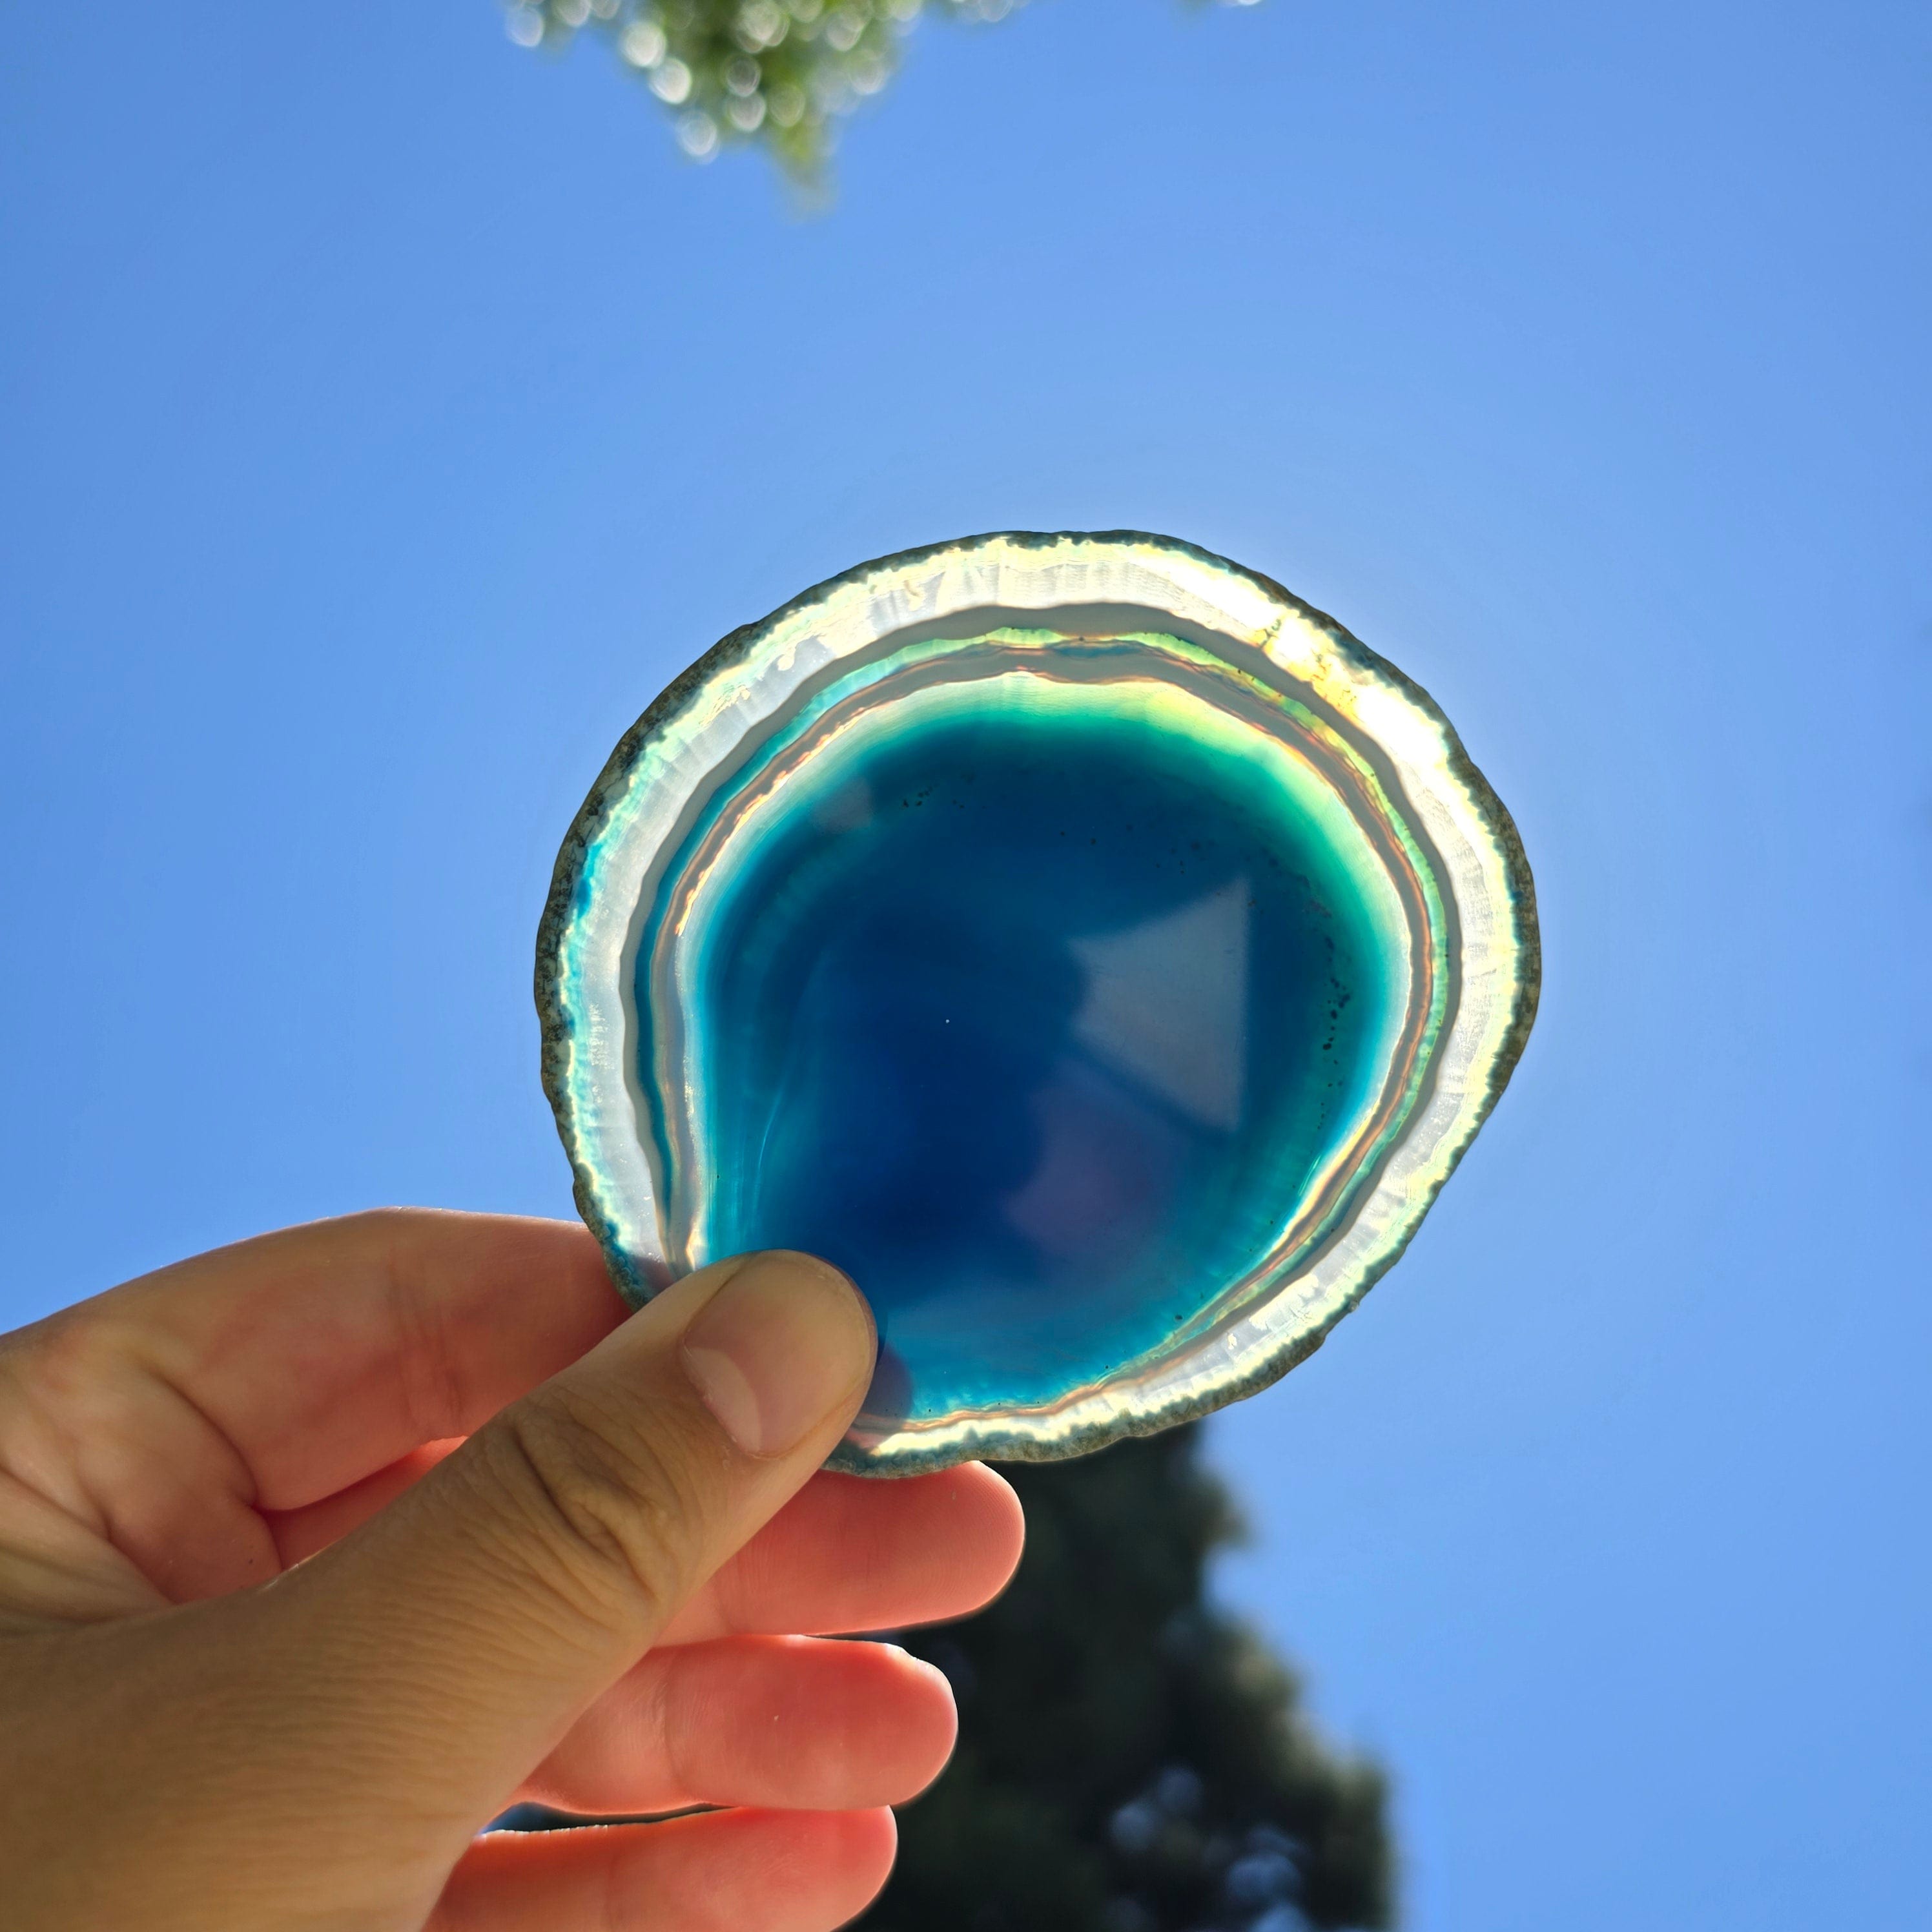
[537,533,1538,1474]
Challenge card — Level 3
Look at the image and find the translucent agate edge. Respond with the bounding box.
[535,531,1541,1474]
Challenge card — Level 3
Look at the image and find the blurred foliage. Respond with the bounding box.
[506,0,1264,181]
[862,1425,1393,1932]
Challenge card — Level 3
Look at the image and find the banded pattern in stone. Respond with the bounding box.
[537,533,1539,1474]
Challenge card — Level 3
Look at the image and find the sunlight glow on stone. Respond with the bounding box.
[537,533,1539,1473]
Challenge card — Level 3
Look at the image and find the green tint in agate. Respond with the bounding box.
[538,535,1537,1472]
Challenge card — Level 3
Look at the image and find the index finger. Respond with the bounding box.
[19,1210,624,1521]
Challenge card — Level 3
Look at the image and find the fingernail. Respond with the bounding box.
[680,1252,875,1457]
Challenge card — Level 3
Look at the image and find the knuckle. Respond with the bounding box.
[3,1311,128,1459]
[477,1387,717,1634]
[7,1309,107,1397]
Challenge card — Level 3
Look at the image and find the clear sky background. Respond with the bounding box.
[3,3,1928,1926]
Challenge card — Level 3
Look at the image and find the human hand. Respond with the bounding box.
[0,1211,1023,1931]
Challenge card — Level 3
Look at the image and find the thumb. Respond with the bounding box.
[276,1248,875,1826]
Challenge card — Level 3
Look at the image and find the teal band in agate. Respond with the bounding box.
[536,531,1539,1473]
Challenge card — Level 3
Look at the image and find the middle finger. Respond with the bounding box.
[517,1634,957,1816]
[659,1462,1023,1643]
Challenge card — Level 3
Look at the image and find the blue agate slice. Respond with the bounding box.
[537,533,1538,1473]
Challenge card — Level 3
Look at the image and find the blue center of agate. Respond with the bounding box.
[648,699,1397,1426]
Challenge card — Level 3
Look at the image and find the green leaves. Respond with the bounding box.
[507,1,1260,182]
[507,0,1003,180]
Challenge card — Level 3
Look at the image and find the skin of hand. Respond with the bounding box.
[0,1210,1025,1932]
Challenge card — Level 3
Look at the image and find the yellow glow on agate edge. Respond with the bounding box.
[540,533,1537,1470]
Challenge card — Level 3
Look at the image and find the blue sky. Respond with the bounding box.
[3,3,1928,1926]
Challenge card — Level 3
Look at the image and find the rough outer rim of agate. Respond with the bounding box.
[536,531,1541,1475]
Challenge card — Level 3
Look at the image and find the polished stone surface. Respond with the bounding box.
[537,535,1538,1472]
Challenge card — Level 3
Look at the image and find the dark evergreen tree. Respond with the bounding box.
[861,1424,1393,1932]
